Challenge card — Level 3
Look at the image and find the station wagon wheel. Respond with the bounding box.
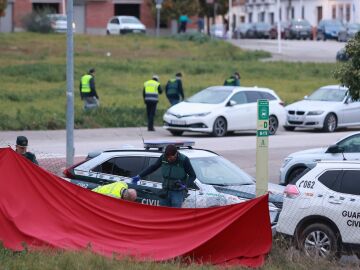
[269,115,278,135]
[169,130,184,136]
[298,223,339,259]
[322,113,337,132]
[212,117,227,137]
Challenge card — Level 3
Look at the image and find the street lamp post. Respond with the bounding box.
[156,0,163,37]
[228,0,232,39]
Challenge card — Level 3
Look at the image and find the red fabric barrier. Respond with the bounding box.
[0,148,272,267]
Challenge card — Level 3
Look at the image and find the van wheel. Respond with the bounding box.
[212,117,227,137]
[297,223,339,259]
[269,115,279,135]
[169,130,183,136]
[322,113,337,132]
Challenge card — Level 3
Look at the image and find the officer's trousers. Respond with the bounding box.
[145,101,157,131]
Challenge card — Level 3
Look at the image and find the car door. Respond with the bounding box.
[335,170,360,244]
[224,91,253,130]
[109,17,120,34]
[341,96,360,125]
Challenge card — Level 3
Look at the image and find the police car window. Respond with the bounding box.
[92,159,114,174]
[230,92,247,104]
[113,157,145,177]
[337,134,360,153]
[145,157,164,183]
[244,91,262,103]
[318,170,342,191]
[259,92,276,100]
[339,170,360,195]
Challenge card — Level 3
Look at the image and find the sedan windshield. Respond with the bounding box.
[307,88,347,102]
[190,156,254,186]
[187,88,232,104]
[121,17,141,24]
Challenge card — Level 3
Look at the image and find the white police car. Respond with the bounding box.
[277,160,360,258]
[63,141,284,231]
[279,132,360,185]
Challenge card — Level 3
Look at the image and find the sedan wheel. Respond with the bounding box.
[212,117,227,137]
[298,223,339,259]
[322,114,337,132]
[269,115,279,135]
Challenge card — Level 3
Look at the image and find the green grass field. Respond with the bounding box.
[0,32,339,130]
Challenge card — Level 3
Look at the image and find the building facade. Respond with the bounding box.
[0,0,155,34]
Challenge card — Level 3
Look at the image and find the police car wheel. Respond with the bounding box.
[298,223,339,259]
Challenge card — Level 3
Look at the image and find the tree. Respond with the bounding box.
[154,0,200,23]
[334,33,360,100]
[0,0,7,17]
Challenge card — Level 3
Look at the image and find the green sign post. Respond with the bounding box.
[256,99,269,197]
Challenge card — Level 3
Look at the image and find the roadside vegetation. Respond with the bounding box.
[0,32,338,130]
[1,240,356,270]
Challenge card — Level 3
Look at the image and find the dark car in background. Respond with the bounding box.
[345,23,360,40]
[284,19,312,40]
[234,23,252,39]
[269,22,287,39]
[247,22,272,39]
[316,19,347,41]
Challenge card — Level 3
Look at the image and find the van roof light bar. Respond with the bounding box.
[144,140,195,150]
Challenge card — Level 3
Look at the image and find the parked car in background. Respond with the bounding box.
[316,19,347,41]
[336,47,349,61]
[283,85,360,133]
[63,141,284,233]
[47,14,75,33]
[345,22,360,40]
[277,160,360,259]
[163,86,286,137]
[284,19,312,40]
[279,132,360,184]
[210,24,226,39]
[251,22,272,39]
[234,23,253,38]
[106,16,146,35]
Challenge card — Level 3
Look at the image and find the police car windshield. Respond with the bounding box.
[186,89,232,104]
[190,156,254,185]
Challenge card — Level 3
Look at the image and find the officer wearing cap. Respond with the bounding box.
[143,75,163,131]
[165,72,184,106]
[80,68,99,110]
[131,144,196,207]
[15,136,38,165]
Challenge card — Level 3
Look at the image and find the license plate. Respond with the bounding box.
[171,120,186,125]
[300,31,307,35]
[288,115,303,121]
[133,30,141,33]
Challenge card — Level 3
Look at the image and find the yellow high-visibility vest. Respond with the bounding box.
[92,181,128,199]
[81,74,92,93]
[144,79,160,101]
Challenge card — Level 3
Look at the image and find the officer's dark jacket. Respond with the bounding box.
[223,76,240,86]
[138,153,196,190]
[165,78,184,100]
[23,152,39,165]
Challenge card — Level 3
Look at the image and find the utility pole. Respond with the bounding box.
[277,0,282,53]
[228,0,232,39]
[66,0,74,167]
[156,0,163,37]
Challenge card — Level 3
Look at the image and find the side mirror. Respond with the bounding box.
[227,100,237,107]
[326,144,344,153]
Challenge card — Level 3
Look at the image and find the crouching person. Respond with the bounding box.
[92,181,137,202]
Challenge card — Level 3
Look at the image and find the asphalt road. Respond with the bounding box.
[1,126,359,183]
[230,39,345,62]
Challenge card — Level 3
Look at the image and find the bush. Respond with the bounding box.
[22,9,53,33]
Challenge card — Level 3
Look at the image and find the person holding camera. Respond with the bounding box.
[131,144,196,208]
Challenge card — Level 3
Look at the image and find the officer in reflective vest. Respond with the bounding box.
[143,75,162,131]
[224,72,241,86]
[132,144,196,208]
[92,181,137,201]
[80,68,99,110]
[165,72,184,106]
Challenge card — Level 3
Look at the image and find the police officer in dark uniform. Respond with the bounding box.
[131,144,196,207]
[15,136,38,165]
[80,68,99,110]
[165,72,184,106]
[224,72,241,86]
[143,75,162,131]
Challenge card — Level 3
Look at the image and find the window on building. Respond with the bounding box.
[332,5,336,19]
[249,13,253,23]
[32,3,59,14]
[269,12,274,24]
[339,4,344,21]
[317,6,323,23]
[291,7,295,19]
[240,16,245,23]
[301,6,305,19]
[279,8,282,21]
[346,4,351,22]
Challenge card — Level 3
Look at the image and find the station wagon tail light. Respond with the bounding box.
[63,160,87,178]
[284,184,300,199]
